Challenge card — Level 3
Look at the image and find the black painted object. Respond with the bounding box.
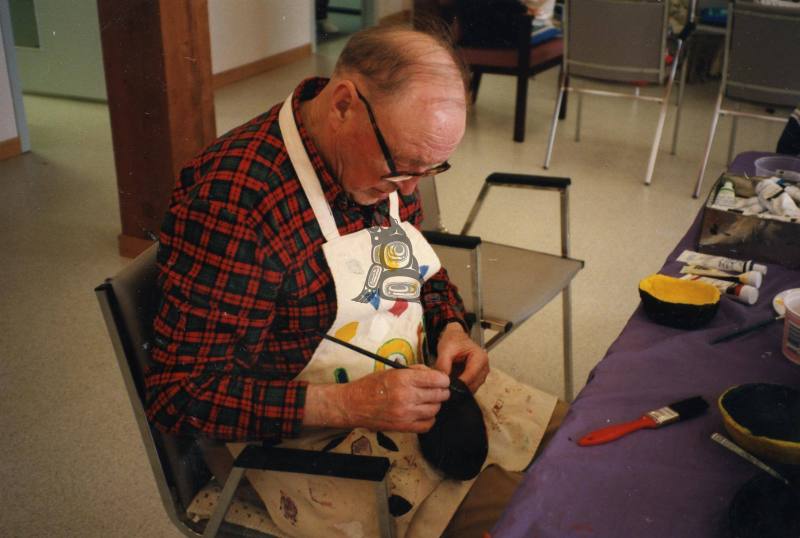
[318,333,487,479]
[722,384,800,442]
[728,472,800,538]
[418,377,488,481]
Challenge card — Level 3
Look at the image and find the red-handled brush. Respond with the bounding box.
[578,396,708,447]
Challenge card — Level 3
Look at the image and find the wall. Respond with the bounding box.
[0,17,18,143]
[13,0,106,100]
[376,0,412,20]
[208,0,311,74]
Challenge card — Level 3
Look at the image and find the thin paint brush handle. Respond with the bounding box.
[578,415,658,447]
[710,315,783,345]
[319,333,406,369]
[711,432,789,485]
[318,332,468,394]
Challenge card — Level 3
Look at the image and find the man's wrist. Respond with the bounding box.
[303,383,349,428]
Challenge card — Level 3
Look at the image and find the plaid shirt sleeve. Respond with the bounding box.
[145,181,309,443]
[145,107,314,443]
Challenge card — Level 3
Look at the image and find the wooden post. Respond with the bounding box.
[97,0,216,257]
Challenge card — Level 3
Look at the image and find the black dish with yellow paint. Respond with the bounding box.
[639,274,721,329]
[719,383,800,465]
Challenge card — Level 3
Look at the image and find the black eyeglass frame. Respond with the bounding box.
[355,88,451,182]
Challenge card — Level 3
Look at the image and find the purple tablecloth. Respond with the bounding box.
[493,152,800,538]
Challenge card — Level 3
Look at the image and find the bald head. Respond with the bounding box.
[333,25,469,103]
[301,25,468,206]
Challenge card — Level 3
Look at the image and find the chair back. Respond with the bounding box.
[723,0,800,107]
[564,0,669,83]
[95,244,210,536]
[453,0,529,49]
[417,176,445,232]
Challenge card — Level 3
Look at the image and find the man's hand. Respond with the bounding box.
[434,322,489,393]
[304,366,451,432]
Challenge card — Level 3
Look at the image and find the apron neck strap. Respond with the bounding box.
[279,93,340,241]
[388,192,400,221]
[279,93,405,239]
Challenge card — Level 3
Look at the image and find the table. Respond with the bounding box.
[492,152,800,537]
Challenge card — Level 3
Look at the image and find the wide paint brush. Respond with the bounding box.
[318,332,467,394]
[578,396,709,447]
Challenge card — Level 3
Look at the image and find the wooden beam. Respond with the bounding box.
[97,0,216,258]
[0,137,21,161]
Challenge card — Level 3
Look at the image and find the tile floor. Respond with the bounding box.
[0,35,789,537]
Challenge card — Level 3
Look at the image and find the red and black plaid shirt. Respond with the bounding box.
[145,78,466,442]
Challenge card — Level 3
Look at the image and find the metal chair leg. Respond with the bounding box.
[203,466,246,537]
[513,72,529,142]
[562,284,574,402]
[544,70,566,169]
[693,91,725,198]
[671,54,689,155]
[374,478,396,538]
[645,40,681,186]
[575,92,583,142]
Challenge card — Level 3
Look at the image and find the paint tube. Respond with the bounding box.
[755,178,800,218]
[714,180,736,208]
[677,250,767,276]
[679,265,762,289]
[680,275,759,305]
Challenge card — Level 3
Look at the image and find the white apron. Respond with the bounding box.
[228,95,557,538]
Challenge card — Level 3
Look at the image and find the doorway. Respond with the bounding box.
[316,0,376,43]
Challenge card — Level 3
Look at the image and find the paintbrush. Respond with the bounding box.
[318,332,468,394]
[711,432,789,485]
[710,315,784,345]
[578,396,709,446]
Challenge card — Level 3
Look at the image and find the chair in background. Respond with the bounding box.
[450,0,564,143]
[543,0,686,186]
[692,0,800,198]
[96,245,393,538]
[420,173,584,401]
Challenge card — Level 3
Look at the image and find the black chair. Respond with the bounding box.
[95,244,394,537]
[452,0,564,142]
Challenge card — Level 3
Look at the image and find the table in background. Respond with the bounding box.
[493,152,800,537]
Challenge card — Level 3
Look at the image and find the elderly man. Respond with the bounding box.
[146,24,559,538]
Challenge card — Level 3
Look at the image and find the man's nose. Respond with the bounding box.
[397,177,421,196]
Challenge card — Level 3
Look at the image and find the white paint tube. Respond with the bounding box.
[677,250,767,276]
[680,275,759,305]
[755,179,800,218]
[679,265,762,288]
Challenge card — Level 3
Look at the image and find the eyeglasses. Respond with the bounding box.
[355,88,451,183]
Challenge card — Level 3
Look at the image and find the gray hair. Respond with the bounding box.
[333,23,469,101]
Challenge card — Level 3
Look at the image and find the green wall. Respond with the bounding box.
[13,0,105,101]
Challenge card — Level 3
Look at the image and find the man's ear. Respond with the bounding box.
[329,81,357,126]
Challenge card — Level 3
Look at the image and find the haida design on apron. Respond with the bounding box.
[228,94,557,538]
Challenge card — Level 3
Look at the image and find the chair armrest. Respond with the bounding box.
[486,172,571,190]
[205,445,393,537]
[234,445,390,482]
[422,230,482,249]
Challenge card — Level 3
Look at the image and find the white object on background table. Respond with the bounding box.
[781,290,800,365]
